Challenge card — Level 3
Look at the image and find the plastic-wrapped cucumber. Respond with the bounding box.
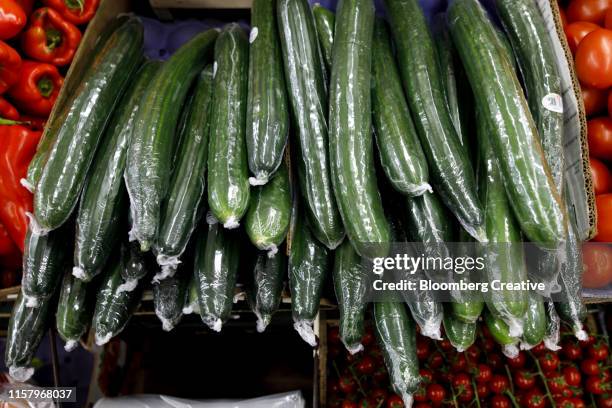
[207,24,250,229]
[126,30,218,251]
[182,274,200,315]
[448,0,565,248]
[74,61,161,282]
[277,0,344,249]
[384,0,484,242]
[543,300,561,351]
[289,205,329,346]
[245,162,291,255]
[520,292,547,350]
[153,268,189,332]
[371,18,431,197]
[374,302,420,407]
[246,0,289,185]
[333,240,368,354]
[93,248,143,346]
[451,230,484,323]
[484,308,519,358]
[312,3,334,71]
[443,309,476,352]
[118,241,149,293]
[193,221,240,332]
[250,250,287,332]
[34,18,143,234]
[56,270,95,352]
[5,293,51,382]
[22,224,70,307]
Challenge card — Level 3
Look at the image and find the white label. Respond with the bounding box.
[249,27,258,44]
[213,61,218,78]
[542,93,564,113]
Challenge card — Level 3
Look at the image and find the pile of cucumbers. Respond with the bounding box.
[5,0,587,403]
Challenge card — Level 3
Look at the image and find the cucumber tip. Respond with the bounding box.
[9,366,34,382]
[64,340,78,352]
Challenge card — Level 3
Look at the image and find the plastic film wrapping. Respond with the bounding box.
[153,267,189,332]
[249,249,287,333]
[277,0,344,249]
[543,300,561,351]
[520,292,547,350]
[312,3,335,71]
[206,24,251,229]
[182,274,201,315]
[56,269,95,351]
[484,308,519,358]
[442,308,476,352]
[118,241,149,293]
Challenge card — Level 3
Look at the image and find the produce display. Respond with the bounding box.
[0,0,607,406]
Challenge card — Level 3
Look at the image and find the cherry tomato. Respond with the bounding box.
[361,330,375,347]
[567,0,612,24]
[414,386,427,403]
[598,395,612,408]
[582,83,609,116]
[490,395,511,408]
[476,382,490,399]
[428,351,443,369]
[414,404,431,408]
[566,21,601,54]
[451,353,467,372]
[563,366,582,387]
[356,355,375,375]
[357,398,375,408]
[480,337,495,353]
[490,374,510,394]
[571,398,587,408]
[439,339,453,352]
[426,384,446,405]
[329,326,340,344]
[562,341,583,360]
[386,394,404,408]
[539,352,561,372]
[590,157,612,194]
[588,341,610,360]
[420,368,434,384]
[581,358,601,375]
[531,342,547,356]
[342,400,358,408]
[488,353,503,371]
[548,374,569,394]
[507,352,527,368]
[514,370,536,390]
[339,375,357,394]
[594,194,612,241]
[576,29,612,89]
[373,367,387,384]
[466,344,481,361]
[523,388,547,408]
[416,337,430,361]
[474,364,493,384]
[557,397,580,408]
[586,376,606,394]
[457,385,474,403]
[581,334,597,346]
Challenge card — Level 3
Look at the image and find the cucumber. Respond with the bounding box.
[521,292,547,349]
[56,270,95,352]
[333,240,368,354]
[374,302,420,407]
[451,230,484,324]
[182,273,200,315]
[118,240,149,293]
[246,0,289,185]
[74,61,160,282]
[443,309,476,352]
[448,0,566,248]
[155,66,214,277]
[404,192,454,244]
[93,246,143,346]
[250,249,287,332]
[126,29,218,251]
[329,0,390,258]
[484,308,519,358]
[21,224,70,308]
[371,19,431,197]
[312,3,334,71]
[24,15,132,192]
[384,0,484,242]
[277,0,344,249]
[33,18,143,234]
[207,24,250,230]
[245,162,291,255]
[476,106,527,337]
[543,300,561,351]
[5,293,51,382]
[153,267,189,332]
[193,220,240,332]
[289,204,329,346]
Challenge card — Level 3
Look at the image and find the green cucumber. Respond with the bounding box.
[74,61,160,282]
[451,231,484,324]
[118,240,149,293]
[21,224,70,307]
[312,3,334,71]
[250,249,287,332]
[183,274,200,315]
[371,18,431,197]
[153,267,189,332]
[521,292,547,349]
[207,24,250,229]
[33,18,143,234]
[93,246,143,346]
[289,204,329,346]
[404,192,454,244]
[448,0,566,248]
[5,293,51,382]
[277,0,344,249]
[155,66,214,278]
[374,302,420,406]
[56,270,95,352]
[329,0,390,258]
[484,308,519,358]
[24,15,132,192]
[333,240,368,354]
[384,0,484,242]
[443,309,477,352]
[126,29,218,251]
[245,162,291,254]
[193,221,240,332]
[246,0,289,185]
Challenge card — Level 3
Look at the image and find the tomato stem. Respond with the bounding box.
[503,390,521,408]
[528,351,557,408]
[504,365,515,395]
[471,378,481,408]
[347,365,367,398]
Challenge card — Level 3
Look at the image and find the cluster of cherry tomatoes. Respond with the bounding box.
[559,0,612,289]
[326,322,610,407]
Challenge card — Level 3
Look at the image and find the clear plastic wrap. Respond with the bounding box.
[371,19,431,197]
[153,267,189,332]
[520,292,547,350]
[182,274,201,316]
[277,0,344,249]
[56,269,95,352]
[442,308,476,352]
[543,300,561,351]
[118,241,149,293]
[484,309,519,358]
[206,24,251,230]
[249,249,287,332]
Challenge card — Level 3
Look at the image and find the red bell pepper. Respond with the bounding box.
[42,0,99,25]
[0,0,26,40]
[0,40,21,94]
[0,123,41,252]
[8,60,63,116]
[22,7,82,66]
[0,96,18,119]
[0,222,21,269]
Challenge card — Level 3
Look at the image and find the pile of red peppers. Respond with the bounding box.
[0,0,98,281]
